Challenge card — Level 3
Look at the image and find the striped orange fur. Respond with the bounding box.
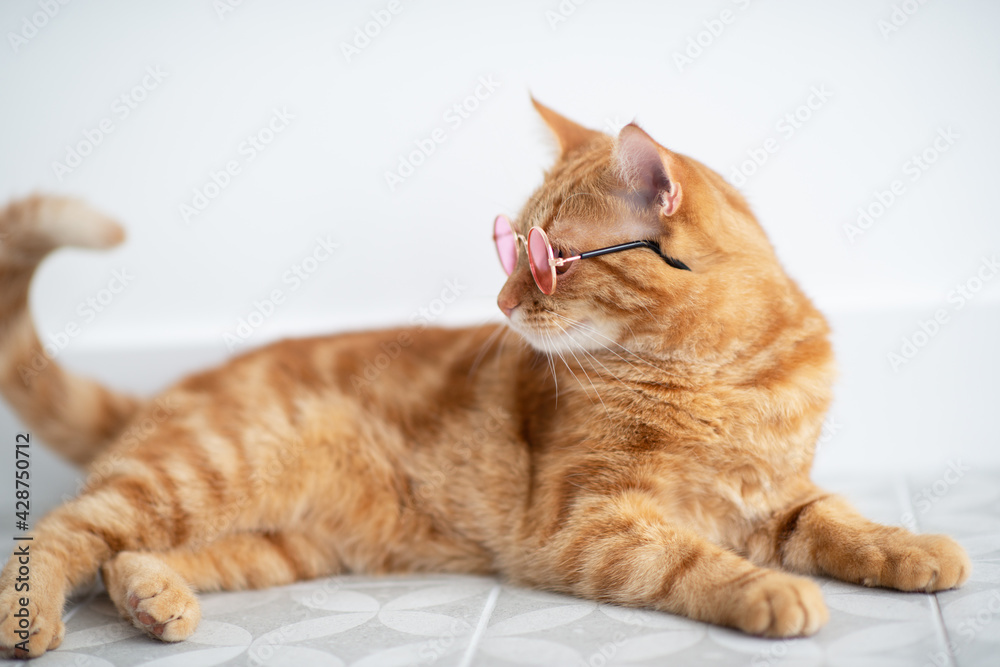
[0,196,141,466]
[0,102,969,658]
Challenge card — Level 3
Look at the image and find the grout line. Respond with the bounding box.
[457,584,501,667]
[929,593,958,667]
[897,472,959,667]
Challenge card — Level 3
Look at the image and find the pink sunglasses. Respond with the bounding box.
[493,214,690,295]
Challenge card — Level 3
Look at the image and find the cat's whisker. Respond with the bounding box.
[561,331,653,409]
[553,320,610,417]
[636,301,656,323]
[568,325,655,382]
[495,324,517,366]
[467,322,508,382]
[554,348,596,407]
[550,328,600,409]
[576,344,631,390]
[546,311,675,383]
[501,326,519,361]
[561,474,594,493]
[567,317,683,383]
[542,332,560,407]
[574,346,659,410]
[466,324,510,380]
[621,316,641,344]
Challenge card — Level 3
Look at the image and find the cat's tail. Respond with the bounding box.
[0,195,143,465]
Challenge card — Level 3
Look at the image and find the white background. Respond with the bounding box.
[0,0,998,515]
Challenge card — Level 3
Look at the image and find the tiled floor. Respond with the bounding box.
[3,470,997,666]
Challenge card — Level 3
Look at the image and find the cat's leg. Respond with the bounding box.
[0,476,215,658]
[518,490,829,637]
[102,531,340,642]
[746,491,970,592]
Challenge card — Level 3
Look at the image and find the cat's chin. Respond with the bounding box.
[507,316,613,357]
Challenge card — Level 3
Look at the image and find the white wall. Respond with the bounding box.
[1,0,998,516]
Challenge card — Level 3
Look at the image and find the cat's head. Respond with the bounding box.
[498,100,821,365]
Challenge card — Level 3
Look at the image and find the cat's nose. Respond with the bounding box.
[497,291,519,318]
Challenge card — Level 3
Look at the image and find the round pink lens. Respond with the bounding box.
[527,227,555,294]
[493,215,517,275]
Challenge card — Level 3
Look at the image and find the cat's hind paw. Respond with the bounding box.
[103,552,201,642]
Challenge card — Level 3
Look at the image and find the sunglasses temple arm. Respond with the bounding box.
[550,242,651,267]
[544,239,692,272]
[579,241,656,259]
[550,254,582,268]
[579,241,693,271]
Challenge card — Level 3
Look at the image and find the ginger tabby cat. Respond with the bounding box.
[0,100,969,658]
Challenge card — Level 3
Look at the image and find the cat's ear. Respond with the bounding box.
[531,97,603,156]
[615,123,682,217]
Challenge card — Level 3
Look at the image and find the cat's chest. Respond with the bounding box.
[642,445,811,540]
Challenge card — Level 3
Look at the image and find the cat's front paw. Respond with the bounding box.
[730,570,828,638]
[0,575,65,659]
[103,552,201,642]
[855,533,970,592]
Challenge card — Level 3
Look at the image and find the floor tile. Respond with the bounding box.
[3,472,998,665]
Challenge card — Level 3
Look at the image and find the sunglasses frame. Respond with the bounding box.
[493,214,690,295]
